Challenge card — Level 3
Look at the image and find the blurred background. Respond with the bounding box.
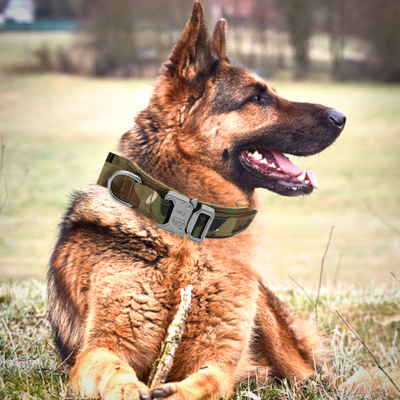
[0,0,399,80]
[0,0,399,287]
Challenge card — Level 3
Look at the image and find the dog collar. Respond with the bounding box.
[97,152,257,243]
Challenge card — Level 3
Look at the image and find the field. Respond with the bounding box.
[0,280,399,399]
[0,31,399,400]
[0,31,74,73]
[0,74,399,285]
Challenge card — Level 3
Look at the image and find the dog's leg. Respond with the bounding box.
[250,280,325,382]
[69,348,151,400]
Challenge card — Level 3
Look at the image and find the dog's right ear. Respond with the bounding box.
[163,1,211,80]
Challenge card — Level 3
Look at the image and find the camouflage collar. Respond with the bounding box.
[97,152,257,243]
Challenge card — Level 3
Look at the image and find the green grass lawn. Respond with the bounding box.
[0,74,399,286]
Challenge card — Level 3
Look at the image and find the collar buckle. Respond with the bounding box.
[156,191,215,244]
[108,170,142,208]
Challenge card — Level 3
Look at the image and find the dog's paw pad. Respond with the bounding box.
[152,386,174,398]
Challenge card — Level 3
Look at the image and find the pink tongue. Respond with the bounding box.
[306,170,319,189]
[269,149,303,176]
[269,149,319,189]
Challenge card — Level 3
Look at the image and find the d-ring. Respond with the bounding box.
[107,170,142,208]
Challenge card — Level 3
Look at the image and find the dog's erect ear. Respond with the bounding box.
[212,19,227,60]
[164,1,211,80]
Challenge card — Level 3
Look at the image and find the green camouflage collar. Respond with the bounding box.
[97,152,257,243]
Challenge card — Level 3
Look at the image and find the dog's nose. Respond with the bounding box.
[329,110,346,130]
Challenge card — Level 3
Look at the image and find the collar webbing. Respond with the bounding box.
[97,152,257,243]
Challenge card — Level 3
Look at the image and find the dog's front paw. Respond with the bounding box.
[151,383,180,400]
[104,375,151,400]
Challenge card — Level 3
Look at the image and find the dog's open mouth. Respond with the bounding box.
[240,148,318,194]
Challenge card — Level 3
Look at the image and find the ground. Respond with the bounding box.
[0,280,399,399]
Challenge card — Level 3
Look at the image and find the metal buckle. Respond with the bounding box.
[186,204,215,244]
[108,170,142,208]
[156,190,215,243]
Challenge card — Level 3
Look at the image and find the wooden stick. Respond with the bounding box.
[335,309,400,395]
[148,285,193,389]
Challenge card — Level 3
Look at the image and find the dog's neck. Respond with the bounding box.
[119,110,258,209]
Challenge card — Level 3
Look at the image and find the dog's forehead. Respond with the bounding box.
[210,65,273,114]
[216,65,271,90]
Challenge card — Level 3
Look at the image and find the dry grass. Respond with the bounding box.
[0,280,398,399]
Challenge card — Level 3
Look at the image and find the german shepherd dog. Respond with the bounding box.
[48,2,348,399]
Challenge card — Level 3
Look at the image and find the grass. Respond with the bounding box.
[0,280,398,399]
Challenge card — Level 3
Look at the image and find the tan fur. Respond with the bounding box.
[47,3,334,399]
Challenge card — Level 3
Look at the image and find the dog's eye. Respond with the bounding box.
[252,94,268,103]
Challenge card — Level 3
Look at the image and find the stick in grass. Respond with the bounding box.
[335,309,400,395]
[148,285,193,390]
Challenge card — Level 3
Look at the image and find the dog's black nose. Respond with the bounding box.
[329,110,346,130]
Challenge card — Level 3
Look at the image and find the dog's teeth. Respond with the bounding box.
[277,167,281,171]
[260,159,268,164]
[269,163,276,168]
[297,170,306,181]
[253,151,262,160]
[305,180,310,184]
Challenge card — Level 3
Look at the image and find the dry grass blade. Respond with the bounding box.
[335,309,400,395]
[390,271,400,284]
[289,227,334,326]
[0,133,28,216]
[365,200,400,236]
[52,347,77,373]
[333,253,343,287]
[288,275,316,308]
[315,226,334,325]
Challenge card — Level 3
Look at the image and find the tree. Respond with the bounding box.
[368,0,400,81]
[79,0,137,77]
[325,0,346,80]
[279,0,312,80]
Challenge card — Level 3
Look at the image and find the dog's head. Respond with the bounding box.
[146,1,345,197]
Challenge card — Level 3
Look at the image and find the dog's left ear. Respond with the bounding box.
[164,1,212,81]
[212,19,227,60]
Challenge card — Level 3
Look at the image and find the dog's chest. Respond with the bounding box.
[101,251,257,357]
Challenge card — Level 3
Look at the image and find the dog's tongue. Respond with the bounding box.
[269,149,319,189]
[305,170,318,189]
